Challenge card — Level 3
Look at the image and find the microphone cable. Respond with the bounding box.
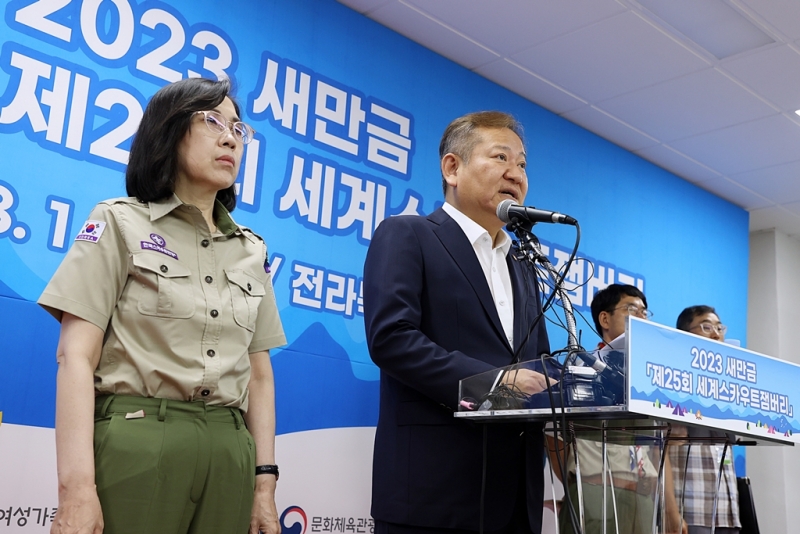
[510,219,583,365]
[480,217,588,534]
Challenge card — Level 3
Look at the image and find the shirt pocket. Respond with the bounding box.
[225,268,266,332]
[132,253,195,318]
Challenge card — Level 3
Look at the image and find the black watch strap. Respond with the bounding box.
[255,464,279,480]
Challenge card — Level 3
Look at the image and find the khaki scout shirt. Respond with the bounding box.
[38,195,286,411]
[567,440,658,483]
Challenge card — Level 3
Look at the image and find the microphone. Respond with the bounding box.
[496,199,577,226]
[574,352,624,387]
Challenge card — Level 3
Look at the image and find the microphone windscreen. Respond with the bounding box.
[496,199,517,223]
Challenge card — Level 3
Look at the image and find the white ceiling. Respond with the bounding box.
[338,0,800,237]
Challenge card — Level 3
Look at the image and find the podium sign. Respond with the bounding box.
[626,316,798,445]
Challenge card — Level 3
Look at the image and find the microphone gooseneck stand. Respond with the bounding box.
[506,217,580,352]
[506,216,588,534]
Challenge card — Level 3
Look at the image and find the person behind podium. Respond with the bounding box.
[363,111,554,534]
[556,284,685,534]
[669,306,741,534]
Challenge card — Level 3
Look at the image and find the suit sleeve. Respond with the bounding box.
[363,217,498,409]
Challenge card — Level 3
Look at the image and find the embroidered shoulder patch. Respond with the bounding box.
[75,221,107,243]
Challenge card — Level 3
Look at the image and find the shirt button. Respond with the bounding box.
[499,301,506,306]
[160,265,168,273]
[210,309,219,318]
[247,283,252,291]
[201,389,210,397]
[201,239,210,247]
[205,276,213,284]
[207,349,216,357]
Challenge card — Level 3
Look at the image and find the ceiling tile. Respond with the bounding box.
[510,11,710,102]
[561,105,660,152]
[367,2,500,69]
[633,144,722,183]
[669,113,800,175]
[729,159,800,203]
[596,68,776,141]
[739,0,800,40]
[402,0,626,56]
[783,200,800,215]
[722,44,800,112]
[749,206,800,236]
[637,0,775,60]
[475,59,586,115]
[691,177,773,210]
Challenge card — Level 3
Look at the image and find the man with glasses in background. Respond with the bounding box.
[669,306,741,534]
[556,284,685,534]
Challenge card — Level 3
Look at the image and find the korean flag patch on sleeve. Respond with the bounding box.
[75,220,107,243]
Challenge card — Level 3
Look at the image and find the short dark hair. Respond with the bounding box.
[676,305,717,332]
[590,284,648,335]
[438,111,524,195]
[126,77,240,211]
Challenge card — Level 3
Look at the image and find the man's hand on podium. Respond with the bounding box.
[503,368,559,395]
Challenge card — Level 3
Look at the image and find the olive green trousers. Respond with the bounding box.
[558,479,654,534]
[93,395,255,534]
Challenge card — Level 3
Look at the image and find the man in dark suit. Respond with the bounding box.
[363,111,553,534]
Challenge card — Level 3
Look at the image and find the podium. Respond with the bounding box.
[456,317,798,534]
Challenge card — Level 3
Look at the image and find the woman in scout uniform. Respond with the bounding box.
[39,77,286,534]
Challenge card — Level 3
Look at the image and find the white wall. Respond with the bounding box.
[747,229,800,534]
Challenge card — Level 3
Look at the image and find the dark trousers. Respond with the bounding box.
[375,470,536,534]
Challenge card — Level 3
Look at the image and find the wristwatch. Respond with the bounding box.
[255,464,279,480]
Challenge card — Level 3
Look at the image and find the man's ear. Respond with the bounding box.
[598,311,611,333]
[441,153,460,190]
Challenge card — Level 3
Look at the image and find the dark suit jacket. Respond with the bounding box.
[363,208,551,532]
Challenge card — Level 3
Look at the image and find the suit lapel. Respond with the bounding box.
[429,209,512,353]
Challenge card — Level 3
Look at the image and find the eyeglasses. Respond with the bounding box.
[693,322,727,336]
[613,304,653,319]
[195,110,255,144]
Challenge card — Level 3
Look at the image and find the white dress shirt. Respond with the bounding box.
[442,202,515,347]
